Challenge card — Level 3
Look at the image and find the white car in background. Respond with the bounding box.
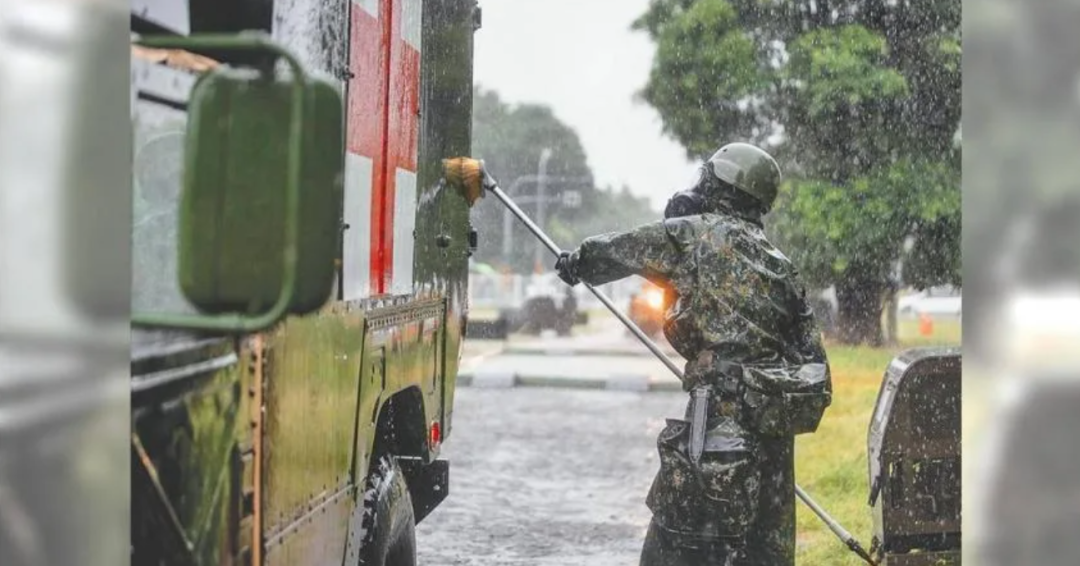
[898,285,962,317]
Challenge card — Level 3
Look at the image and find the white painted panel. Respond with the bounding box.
[354,0,379,18]
[132,0,191,35]
[400,0,422,51]
[344,153,374,300]
[391,168,417,294]
[272,0,346,88]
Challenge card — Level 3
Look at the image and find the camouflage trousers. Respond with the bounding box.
[640,435,795,566]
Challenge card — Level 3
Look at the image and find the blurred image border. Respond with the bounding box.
[0,1,131,566]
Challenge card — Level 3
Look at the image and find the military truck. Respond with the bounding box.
[130,1,481,564]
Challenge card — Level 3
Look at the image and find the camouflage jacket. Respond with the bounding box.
[568,212,827,383]
[569,211,830,549]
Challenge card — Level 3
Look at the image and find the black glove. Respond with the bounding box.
[555,251,580,286]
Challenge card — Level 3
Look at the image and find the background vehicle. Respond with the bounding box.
[517,276,580,336]
[898,285,962,318]
[461,262,513,339]
[130,1,481,565]
[465,271,587,339]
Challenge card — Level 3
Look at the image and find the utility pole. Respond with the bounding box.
[499,173,590,269]
[534,148,553,274]
[887,236,916,345]
[501,176,536,266]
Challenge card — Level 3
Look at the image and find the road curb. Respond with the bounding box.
[500,346,682,359]
[457,372,683,393]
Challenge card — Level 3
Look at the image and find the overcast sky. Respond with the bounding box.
[472,0,701,211]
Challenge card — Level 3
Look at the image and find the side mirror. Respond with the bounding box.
[131,34,343,333]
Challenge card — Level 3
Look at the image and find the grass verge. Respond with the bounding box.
[795,324,960,564]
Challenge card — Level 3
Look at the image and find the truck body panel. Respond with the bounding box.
[130,0,478,563]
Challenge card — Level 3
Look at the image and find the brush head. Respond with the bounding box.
[442,157,486,206]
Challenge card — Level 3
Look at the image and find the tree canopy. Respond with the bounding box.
[634,0,961,343]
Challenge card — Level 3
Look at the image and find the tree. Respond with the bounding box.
[770,159,959,343]
[634,0,961,344]
[471,86,657,274]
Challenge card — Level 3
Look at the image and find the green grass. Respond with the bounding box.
[794,345,891,564]
[795,327,961,564]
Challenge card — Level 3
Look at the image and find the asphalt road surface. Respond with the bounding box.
[458,315,685,390]
[416,386,686,565]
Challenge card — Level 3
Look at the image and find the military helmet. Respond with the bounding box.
[705,142,782,212]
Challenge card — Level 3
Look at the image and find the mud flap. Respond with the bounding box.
[398,458,449,525]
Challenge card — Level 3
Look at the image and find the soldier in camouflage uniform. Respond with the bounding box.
[555,143,831,566]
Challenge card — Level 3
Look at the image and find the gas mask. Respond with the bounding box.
[664,167,711,219]
[664,189,706,219]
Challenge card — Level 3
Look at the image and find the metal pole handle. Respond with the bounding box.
[796,486,877,564]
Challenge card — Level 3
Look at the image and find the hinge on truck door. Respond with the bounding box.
[230,442,257,566]
[247,335,267,566]
[467,228,478,253]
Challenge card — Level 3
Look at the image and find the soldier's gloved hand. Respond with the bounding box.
[682,350,713,391]
[555,251,581,286]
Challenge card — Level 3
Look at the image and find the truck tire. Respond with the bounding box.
[358,455,416,566]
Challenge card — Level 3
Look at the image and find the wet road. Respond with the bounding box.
[458,315,685,390]
[416,386,686,565]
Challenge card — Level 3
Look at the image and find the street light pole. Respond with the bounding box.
[501,175,540,265]
[502,191,515,265]
[534,148,553,274]
[500,172,590,269]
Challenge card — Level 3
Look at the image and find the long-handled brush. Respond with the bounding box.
[443,157,683,376]
[442,156,878,566]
